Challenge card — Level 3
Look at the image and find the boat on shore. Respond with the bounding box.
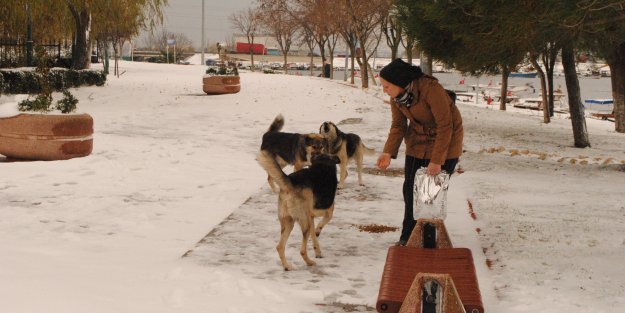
[510,72,538,78]
[584,99,614,113]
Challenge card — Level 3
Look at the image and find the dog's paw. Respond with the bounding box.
[305,260,317,266]
[337,184,345,189]
[283,264,295,271]
[315,254,323,259]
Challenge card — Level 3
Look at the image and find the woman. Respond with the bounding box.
[376,59,464,246]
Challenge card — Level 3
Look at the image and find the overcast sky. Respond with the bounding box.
[139,0,257,49]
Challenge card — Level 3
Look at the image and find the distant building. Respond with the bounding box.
[235,42,267,54]
[267,48,280,56]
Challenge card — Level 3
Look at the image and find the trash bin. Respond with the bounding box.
[323,63,331,78]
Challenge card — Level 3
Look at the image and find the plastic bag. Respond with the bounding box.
[414,167,450,219]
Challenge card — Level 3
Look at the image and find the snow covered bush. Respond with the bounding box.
[15,47,78,114]
[55,90,78,113]
[205,65,238,76]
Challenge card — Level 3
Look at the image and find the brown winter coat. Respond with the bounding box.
[382,75,463,165]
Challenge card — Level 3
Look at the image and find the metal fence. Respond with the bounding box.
[0,39,64,68]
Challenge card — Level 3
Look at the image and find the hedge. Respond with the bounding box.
[0,68,106,94]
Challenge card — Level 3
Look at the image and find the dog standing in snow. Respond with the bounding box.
[319,121,375,188]
[256,149,339,271]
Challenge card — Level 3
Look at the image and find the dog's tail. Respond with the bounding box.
[257,150,292,192]
[362,143,376,156]
[267,114,285,133]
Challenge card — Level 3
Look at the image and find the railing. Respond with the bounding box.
[0,39,64,68]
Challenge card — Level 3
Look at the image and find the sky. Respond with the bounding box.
[138,0,257,49]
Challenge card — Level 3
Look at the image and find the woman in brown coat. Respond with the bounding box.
[376,59,464,245]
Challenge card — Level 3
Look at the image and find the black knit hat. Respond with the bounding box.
[379,59,423,88]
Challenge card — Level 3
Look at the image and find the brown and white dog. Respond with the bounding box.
[319,121,375,188]
[257,149,339,271]
[260,114,326,192]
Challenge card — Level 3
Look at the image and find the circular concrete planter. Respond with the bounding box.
[0,113,93,161]
[202,75,240,95]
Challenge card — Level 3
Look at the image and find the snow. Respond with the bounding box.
[0,94,88,118]
[184,53,220,65]
[1,60,624,313]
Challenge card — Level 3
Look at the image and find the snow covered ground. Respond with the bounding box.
[1,60,624,313]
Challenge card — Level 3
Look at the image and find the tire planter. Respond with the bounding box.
[202,75,240,95]
[0,113,93,161]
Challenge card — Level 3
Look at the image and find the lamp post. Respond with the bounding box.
[201,0,205,66]
[25,2,33,67]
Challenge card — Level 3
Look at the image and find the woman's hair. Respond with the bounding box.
[379,58,423,88]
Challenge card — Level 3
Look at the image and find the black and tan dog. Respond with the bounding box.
[257,150,339,271]
[261,114,326,192]
[319,121,375,188]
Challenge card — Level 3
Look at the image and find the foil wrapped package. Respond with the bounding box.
[414,167,450,219]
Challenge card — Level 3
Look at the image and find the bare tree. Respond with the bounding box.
[335,1,357,84]
[529,52,551,124]
[258,0,299,73]
[401,31,416,63]
[292,0,330,62]
[300,26,317,76]
[347,0,386,88]
[382,0,401,60]
[230,7,261,71]
[324,1,343,79]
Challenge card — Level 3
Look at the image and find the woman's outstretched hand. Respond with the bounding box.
[377,153,391,170]
[427,162,442,176]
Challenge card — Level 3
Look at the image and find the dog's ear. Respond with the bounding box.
[332,155,341,164]
[305,135,321,145]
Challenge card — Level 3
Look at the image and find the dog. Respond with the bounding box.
[257,149,340,271]
[319,121,375,188]
[261,114,327,192]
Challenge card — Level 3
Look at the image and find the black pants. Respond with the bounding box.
[400,156,459,242]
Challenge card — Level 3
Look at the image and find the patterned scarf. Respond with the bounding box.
[394,82,415,107]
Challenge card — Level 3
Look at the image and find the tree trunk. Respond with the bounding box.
[328,45,335,79]
[368,63,377,86]
[283,54,288,73]
[360,60,369,88]
[319,45,326,64]
[547,69,554,116]
[113,41,119,77]
[562,44,591,147]
[103,41,109,75]
[350,44,356,85]
[68,3,91,70]
[391,46,398,60]
[530,55,550,123]
[420,51,432,75]
[606,42,625,133]
[248,36,255,72]
[310,54,314,76]
[250,50,255,72]
[543,47,557,117]
[404,37,414,64]
[500,67,510,111]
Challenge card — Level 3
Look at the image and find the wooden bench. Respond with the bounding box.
[405,219,453,249]
[399,273,466,313]
[376,247,484,313]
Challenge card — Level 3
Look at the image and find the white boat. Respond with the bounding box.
[584,99,613,113]
[514,97,543,110]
